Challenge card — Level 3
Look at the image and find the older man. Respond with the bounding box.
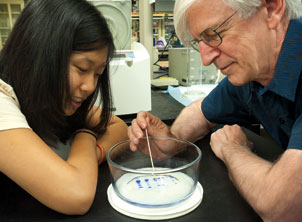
[128,0,302,221]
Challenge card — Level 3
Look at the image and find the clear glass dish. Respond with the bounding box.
[106,136,202,208]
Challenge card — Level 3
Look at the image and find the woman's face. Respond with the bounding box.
[64,47,109,116]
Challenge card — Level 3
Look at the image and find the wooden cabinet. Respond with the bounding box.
[0,0,24,49]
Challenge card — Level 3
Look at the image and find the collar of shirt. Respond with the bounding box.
[258,19,302,102]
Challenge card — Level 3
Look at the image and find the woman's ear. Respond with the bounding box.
[263,0,286,29]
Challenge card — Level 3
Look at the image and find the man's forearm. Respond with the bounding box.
[171,99,215,142]
[222,147,302,221]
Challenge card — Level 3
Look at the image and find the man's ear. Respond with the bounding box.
[262,0,286,29]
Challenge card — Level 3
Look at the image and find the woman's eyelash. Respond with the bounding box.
[77,67,87,72]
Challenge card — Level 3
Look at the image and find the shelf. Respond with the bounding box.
[131,10,175,44]
[0,1,24,49]
[131,13,171,17]
[153,13,165,17]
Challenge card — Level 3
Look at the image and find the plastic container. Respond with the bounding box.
[106,136,201,207]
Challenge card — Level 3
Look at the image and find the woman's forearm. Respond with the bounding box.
[96,115,128,162]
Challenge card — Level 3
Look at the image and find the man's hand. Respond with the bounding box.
[210,124,302,221]
[210,124,254,161]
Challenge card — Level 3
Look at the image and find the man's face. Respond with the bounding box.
[186,0,277,86]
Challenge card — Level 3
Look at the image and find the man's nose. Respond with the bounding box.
[198,41,220,66]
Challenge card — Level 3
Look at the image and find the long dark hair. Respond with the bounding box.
[0,0,114,142]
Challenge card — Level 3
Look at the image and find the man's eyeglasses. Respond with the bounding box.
[190,10,238,51]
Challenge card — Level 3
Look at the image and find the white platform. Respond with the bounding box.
[107,182,203,220]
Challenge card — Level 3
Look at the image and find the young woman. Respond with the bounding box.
[0,0,128,215]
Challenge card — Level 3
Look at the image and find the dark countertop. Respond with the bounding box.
[0,128,283,222]
[118,88,185,125]
[0,89,282,221]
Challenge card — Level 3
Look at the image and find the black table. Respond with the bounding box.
[118,89,185,126]
[0,129,283,222]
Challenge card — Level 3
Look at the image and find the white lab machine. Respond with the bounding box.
[109,42,151,115]
[87,0,131,50]
[88,0,151,115]
[168,47,219,86]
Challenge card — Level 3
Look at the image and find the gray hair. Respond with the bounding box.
[174,0,302,46]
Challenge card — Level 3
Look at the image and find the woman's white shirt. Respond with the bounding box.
[0,78,30,130]
[0,78,70,160]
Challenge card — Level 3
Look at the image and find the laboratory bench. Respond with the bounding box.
[118,88,185,126]
[0,88,284,222]
[0,127,283,222]
[119,88,260,134]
